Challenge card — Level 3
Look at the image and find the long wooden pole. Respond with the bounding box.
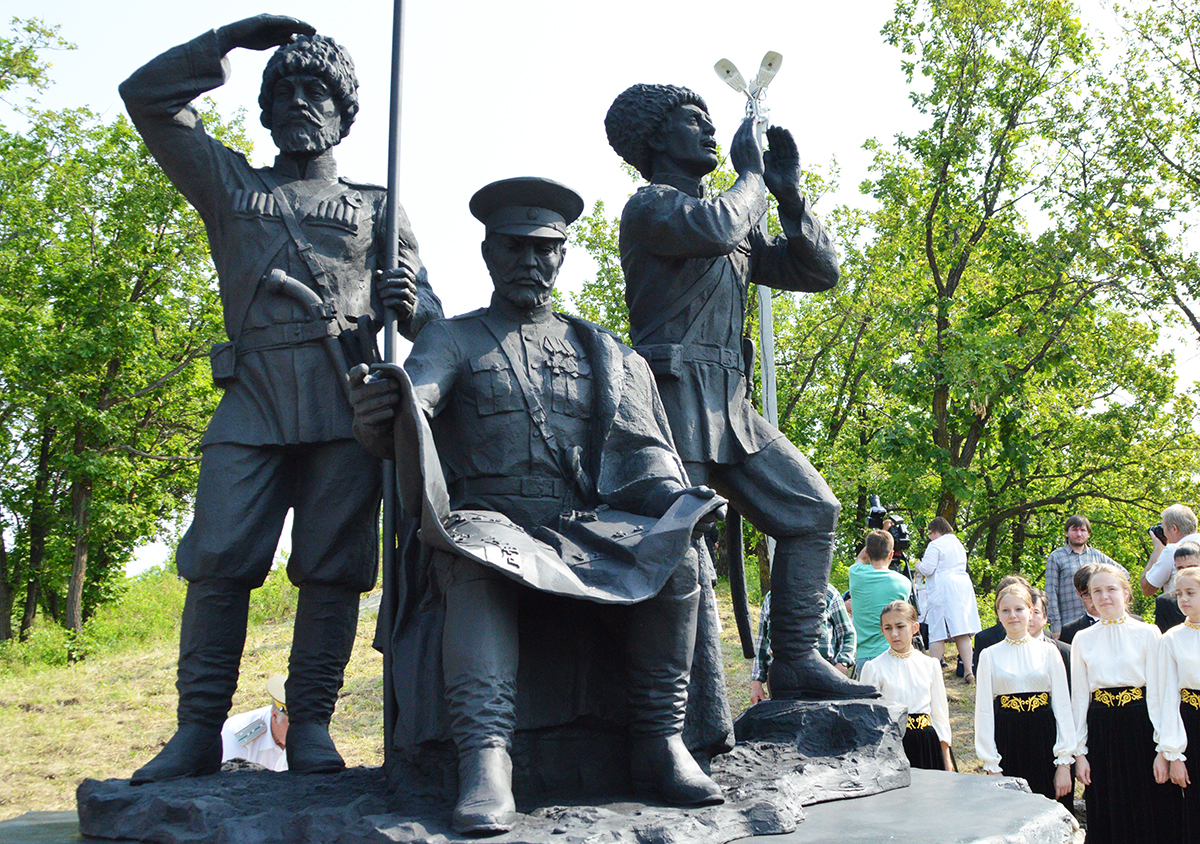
[380,0,406,772]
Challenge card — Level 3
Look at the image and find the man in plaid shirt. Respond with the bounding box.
[750,586,855,703]
[1043,515,1123,638]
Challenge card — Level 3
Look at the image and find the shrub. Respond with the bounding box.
[0,624,74,675]
[80,564,187,656]
[248,565,299,626]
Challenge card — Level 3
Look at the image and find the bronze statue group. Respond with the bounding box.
[118,16,1197,841]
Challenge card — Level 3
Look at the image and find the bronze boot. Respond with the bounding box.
[453,746,517,836]
[131,580,249,784]
[442,571,520,835]
[768,536,878,700]
[626,558,723,806]
[285,585,360,773]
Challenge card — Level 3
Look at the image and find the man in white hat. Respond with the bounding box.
[219,675,290,772]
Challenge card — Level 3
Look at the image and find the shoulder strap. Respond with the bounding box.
[630,256,723,347]
[223,170,347,342]
[256,169,348,296]
[225,226,292,341]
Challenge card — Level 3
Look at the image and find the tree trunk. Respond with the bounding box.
[981,521,1000,594]
[755,534,771,599]
[709,524,727,579]
[1010,509,1028,576]
[43,589,60,623]
[0,537,12,642]
[937,489,960,528]
[20,422,54,639]
[65,478,93,633]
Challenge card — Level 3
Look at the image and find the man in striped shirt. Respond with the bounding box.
[1043,515,1121,638]
[750,586,855,703]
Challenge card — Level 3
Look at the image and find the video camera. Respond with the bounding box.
[866,494,911,554]
[864,494,924,649]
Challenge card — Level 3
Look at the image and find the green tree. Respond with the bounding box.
[567,0,1200,600]
[853,0,1200,586]
[0,16,74,641]
[1081,0,1200,341]
[874,0,1095,526]
[565,199,629,342]
[0,19,250,642]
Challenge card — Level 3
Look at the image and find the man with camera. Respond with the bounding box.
[849,529,914,675]
[1141,504,1200,627]
[1043,515,1120,639]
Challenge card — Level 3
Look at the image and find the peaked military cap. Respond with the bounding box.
[266,674,287,710]
[470,177,584,240]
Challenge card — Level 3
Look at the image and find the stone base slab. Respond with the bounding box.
[23,774,1081,844]
[69,699,949,844]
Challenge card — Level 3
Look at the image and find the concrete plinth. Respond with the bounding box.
[762,769,1083,844]
[5,772,1081,844]
[38,699,1079,844]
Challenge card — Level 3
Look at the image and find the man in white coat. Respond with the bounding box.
[220,675,289,771]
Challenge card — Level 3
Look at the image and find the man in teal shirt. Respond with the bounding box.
[849,530,913,673]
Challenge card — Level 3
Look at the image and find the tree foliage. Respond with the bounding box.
[568,0,1200,604]
[1087,0,1200,339]
[0,20,248,644]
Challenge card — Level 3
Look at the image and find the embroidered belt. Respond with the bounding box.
[906,713,932,730]
[999,692,1050,712]
[1092,686,1145,707]
[1182,688,1200,710]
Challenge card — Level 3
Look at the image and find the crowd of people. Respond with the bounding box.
[750,507,1199,841]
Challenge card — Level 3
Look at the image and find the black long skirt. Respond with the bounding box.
[994,694,1072,813]
[1085,689,1180,844]
[1183,692,1199,844]
[903,715,946,771]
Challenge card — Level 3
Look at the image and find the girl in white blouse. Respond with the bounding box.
[1157,565,1199,840]
[1071,563,1176,844]
[860,600,953,771]
[974,583,1074,810]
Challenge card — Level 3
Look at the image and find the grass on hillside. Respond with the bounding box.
[0,567,384,821]
[0,573,994,822]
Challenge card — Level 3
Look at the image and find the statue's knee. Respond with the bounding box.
[657,550,700,599]
[795,491,840,535]
[817,495,841,531]
[435,552,509,592]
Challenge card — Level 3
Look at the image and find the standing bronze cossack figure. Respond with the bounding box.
[119,14,441,783]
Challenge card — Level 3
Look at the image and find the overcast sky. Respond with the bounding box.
[14,1,1189,572]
